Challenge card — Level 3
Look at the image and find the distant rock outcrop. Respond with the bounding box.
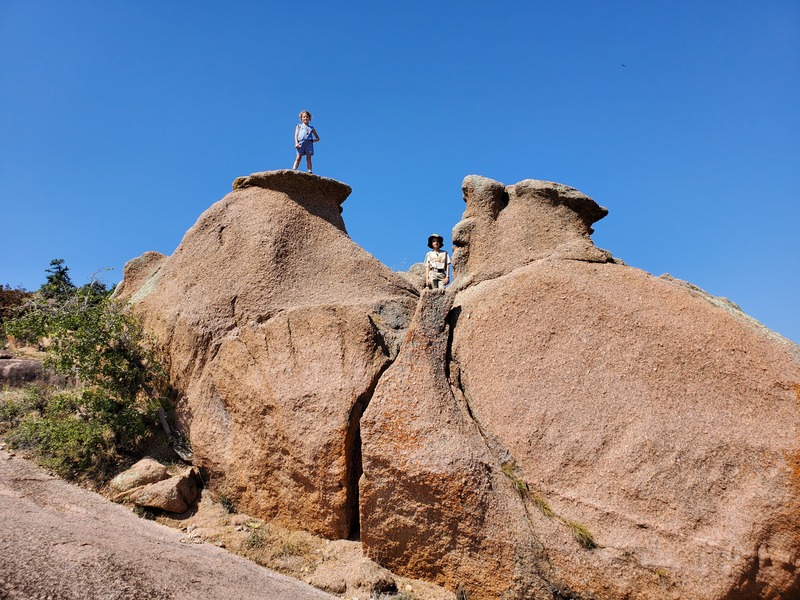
[0,356,67,387]
[117,171,800,599]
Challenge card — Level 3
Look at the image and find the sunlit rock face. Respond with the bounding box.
[360,175,800,599]
[119,171,800,599]
[116,170,418,539]
[451,175,612,289]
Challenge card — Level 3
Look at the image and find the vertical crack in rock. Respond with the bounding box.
[344,359,393,540]
[444,299,562,596]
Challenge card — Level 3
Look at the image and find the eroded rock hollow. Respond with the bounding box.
[118,170,800,599]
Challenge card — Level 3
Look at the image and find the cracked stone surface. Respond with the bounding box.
[113,171,418,539]
[108,171,800,599]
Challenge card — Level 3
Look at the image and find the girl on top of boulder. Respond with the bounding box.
[424,234,450,290]
[292,110,320,173]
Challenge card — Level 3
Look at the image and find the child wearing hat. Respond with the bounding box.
[424,234,450,289]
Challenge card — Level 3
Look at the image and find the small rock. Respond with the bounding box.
[126,467,200,513]
[109,458,169,493]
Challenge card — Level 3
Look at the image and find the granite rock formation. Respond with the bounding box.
[117,171,800,599]
[115,170,418,539]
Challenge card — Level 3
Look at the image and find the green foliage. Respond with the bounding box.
[133,505,157,520]
[4,385,155,480]
[40,258,75,301]
[2,261,171,482]
[219,494,236,514]
[6,274,164,403]
[0,284,31,342]
[0,385,49,432]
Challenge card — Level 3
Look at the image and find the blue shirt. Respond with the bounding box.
[297,123,315,143]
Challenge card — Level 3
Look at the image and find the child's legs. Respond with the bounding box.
[306,155,313,171]
[293,153,302,169]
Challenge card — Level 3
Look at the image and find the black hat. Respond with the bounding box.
[427,234,444,249]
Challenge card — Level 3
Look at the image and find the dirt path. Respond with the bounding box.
[0,448,335,600]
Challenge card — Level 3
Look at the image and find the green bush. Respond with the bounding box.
[2,261,171,482]
[0,385,48,432]
[9,406,110,475]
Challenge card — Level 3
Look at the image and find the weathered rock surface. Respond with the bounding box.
[115,170,418,538]
[110,458,201,514]
[109,457,170,493]
[114,171,800,599]
[397,262,426,291]
[451,175,612,289]
[0,356,67,387]
[125,469,200,514]
[360,290,555,598]
[306,539,398,596]
[359,176,800,599]
[0,449,335,600]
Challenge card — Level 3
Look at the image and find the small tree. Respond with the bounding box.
[40,258,76,301]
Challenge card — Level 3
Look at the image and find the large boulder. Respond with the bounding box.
[116,169,800,598]
[109,458,201,514]
[451,175,612,289]
[115,170,418,538]
[359,176,800,599]
[360,290,556,598]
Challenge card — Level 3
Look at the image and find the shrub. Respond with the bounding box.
[0,384,49,432]
[0,284,31,342]
[2,262,171,482]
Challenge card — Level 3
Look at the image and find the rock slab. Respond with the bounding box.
[0,449,335,600]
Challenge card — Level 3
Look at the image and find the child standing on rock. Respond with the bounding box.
[424,234,450,289]
[292,110,320,173]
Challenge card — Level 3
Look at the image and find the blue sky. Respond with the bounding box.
[2,1,798,343]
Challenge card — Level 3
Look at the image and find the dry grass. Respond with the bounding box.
[500,459,598,550]
[530,492,554,518]
[563,519,597,550]
[152,492,455,599]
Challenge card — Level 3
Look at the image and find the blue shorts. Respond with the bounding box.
[296,140,314,156]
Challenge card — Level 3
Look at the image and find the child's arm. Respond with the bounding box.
[294,124,300,148]
[312,127,320,142]
[444,252,451,284]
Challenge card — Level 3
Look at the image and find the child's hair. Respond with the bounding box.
[299,110,312,119]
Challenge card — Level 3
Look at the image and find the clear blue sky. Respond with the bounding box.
[2,1,798,343]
